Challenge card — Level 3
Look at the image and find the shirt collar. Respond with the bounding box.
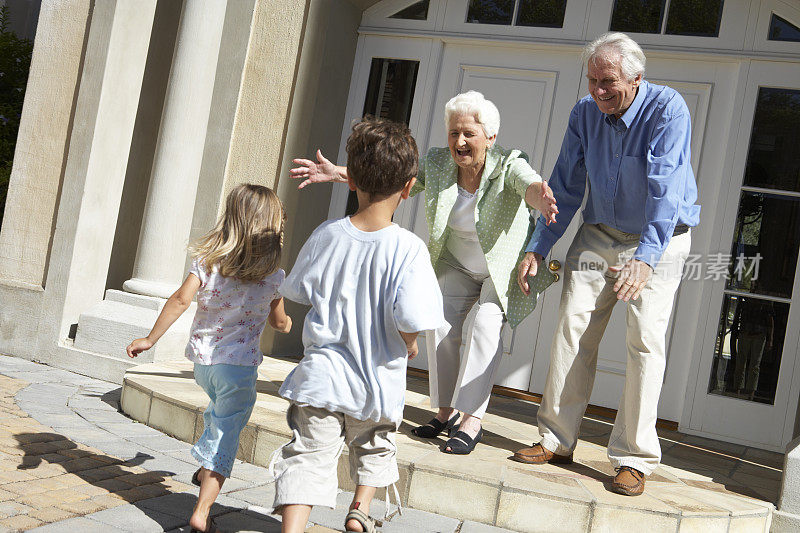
[620,80,648,127]
[603,80,648,130]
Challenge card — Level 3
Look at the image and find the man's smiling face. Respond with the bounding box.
[587,53,641,118]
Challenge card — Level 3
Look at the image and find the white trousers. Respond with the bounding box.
[426,256,505,419]
[537,223,690,475]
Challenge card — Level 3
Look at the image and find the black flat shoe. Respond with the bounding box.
[412,413,460,438]
[443,428,483,455]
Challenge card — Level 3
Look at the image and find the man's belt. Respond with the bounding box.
[673,224,690,236]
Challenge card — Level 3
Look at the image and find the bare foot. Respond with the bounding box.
[189,512,212,532]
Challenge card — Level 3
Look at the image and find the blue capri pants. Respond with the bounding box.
[191,363,258,478]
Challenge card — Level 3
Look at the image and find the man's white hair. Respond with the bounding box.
[582,32,646,81]
[444,90,500,138]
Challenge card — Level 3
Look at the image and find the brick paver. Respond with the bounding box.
[0,354,499,533]
[0,374,193,530]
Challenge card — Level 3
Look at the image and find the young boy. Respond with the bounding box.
[272,118,447,533]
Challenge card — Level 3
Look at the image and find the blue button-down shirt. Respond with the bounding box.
[526,80,700,267]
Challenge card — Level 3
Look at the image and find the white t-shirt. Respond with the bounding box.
[279,217,447,423]
[445,185,490,276]
[185,259,285,366]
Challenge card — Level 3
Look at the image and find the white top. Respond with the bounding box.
[445,186,490,276]
[279,217,447,423]
[185,259,285,366]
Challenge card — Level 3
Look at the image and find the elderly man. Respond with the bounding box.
[513,32,700,497]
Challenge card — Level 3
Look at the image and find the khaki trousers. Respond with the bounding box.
[426,255,505,419]
[537,223,690,475]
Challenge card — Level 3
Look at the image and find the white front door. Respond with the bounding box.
[685,61,800,451]
[332,33,737,423]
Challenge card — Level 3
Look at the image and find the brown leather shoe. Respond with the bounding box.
[512,443,573,465]
[610,466,645,496]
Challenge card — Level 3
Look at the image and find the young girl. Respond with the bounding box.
[126,184,291,533]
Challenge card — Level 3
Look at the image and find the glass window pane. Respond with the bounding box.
[347,58,420,215]
[742,88,800,193]
[467,0,514,25]
[516,0,567,28]
[724,192,800,299]
[389,0,429,20]
[362,58,419,124]
[665,0,724,37]
[609,0,665,34]
[708,295,787,405]
[769,13,800,43]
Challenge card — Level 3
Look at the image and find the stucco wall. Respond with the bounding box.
[0,0,90,287]
[0,0,90,360]
[222,0,309,194]
[268,0,363,356]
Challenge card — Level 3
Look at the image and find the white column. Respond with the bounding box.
[71,1,228,373]
[123,0,227,299]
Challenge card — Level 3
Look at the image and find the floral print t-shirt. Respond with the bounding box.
[185,259,285,366]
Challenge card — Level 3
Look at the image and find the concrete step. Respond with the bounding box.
[120,358,776,533]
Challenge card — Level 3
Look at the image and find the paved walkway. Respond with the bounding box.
[0,354,511,533]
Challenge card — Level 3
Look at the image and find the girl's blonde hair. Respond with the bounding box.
[190,184,285,282]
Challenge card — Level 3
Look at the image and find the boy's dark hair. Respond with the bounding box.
[346,117,419,199]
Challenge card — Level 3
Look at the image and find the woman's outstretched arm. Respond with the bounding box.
[290,149,348,189]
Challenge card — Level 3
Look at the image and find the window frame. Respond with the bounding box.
[585,0,749,51]
[441,0,591,40]
[749,0,800,54]
[361,0,445,31]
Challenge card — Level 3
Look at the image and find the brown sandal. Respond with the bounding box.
[345,506,376,533]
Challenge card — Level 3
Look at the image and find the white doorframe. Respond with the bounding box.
[683,60,800,451]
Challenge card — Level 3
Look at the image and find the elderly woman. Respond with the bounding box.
[291,91,557,455]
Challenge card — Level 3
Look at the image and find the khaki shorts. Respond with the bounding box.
[271,403,399,509]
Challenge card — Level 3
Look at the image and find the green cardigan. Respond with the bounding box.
[410,146,547,328]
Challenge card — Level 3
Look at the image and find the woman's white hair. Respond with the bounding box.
[582,32,646,81]
[444,90,500,138]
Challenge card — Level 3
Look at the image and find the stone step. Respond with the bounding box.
[74,289,194,363]
[120,358,776,533]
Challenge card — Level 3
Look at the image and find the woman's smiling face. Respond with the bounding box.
[447,114,495,171]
